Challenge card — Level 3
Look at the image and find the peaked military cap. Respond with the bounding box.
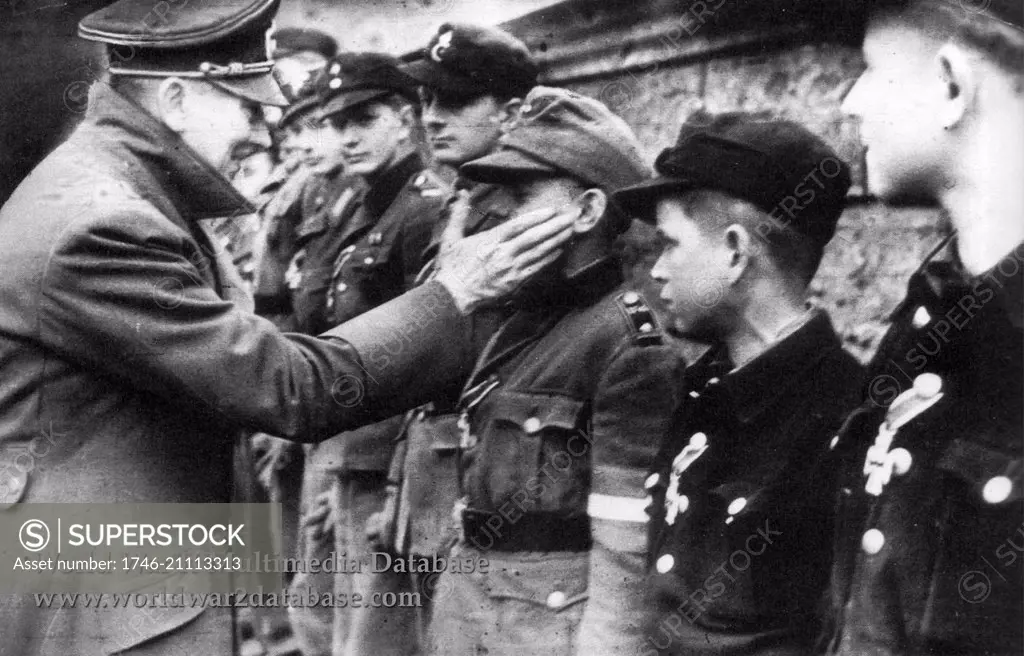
[614,111,851,248]
[401,23,538,99]
[318,53,418,120]
[79,0,287,106]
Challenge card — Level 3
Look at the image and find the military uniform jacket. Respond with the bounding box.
[457,257,680,552]
[645,311,862,656]
[285,166,364,335]
[0,83,467,655]
[825,238,1024,655]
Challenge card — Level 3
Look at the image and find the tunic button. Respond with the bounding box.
[829,435,840,450]
[889,448,913,476]
[415,174,426,186]
[546,591,566,609]
[523,417,542,434]
[862,528,885,555]
[707,377,720,385]
[644,473,660,490]
[622,291,640,306]
[655,554,674,573]
[913,373,943,398]
[689,432,708,449]
[912,306,932,329]
[983,476,1013,504]
[363,257,375,266]
[676,495,689,514]
[336,283,348,293]
[727,497,747,515]
[639,322,654,333]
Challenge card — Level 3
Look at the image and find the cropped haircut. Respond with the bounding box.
[877,0,1024,81]
[680,189,825,287]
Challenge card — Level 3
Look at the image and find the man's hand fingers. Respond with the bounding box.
[493,206,563,241]
[502,208,577,254]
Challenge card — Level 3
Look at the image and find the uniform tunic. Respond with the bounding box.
[644,311,862,656]
[431,257,681,656]
[825,238,1024,655]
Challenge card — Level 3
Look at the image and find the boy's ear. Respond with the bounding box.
[572,188,608,234]
[935,43,975,131]
[723,223,753,285]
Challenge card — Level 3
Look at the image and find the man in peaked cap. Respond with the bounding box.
[345,23,541,655]
[426,86,681,656]
[603,112,862,656]
[282,52,450,656]
[822,2,1024,653]
[0,0,580,653]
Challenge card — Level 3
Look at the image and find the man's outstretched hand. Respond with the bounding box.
[434,190,576,314]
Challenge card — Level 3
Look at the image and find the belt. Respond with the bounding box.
[587,493,649,523]
[461,509,591,552]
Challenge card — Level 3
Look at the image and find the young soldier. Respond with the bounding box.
[348,23,539,656]
[609,113,863,655]
[0,0,578,651]
[427,86,681,656]
[823,2,1024,653]
[284,52,450,656]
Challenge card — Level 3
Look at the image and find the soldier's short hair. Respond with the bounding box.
[874,0,1024,79]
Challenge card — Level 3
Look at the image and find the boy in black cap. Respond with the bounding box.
[284,51,451,656]
[607,112,863,656]
[427,86,680,656]
[346,22,541,656]
[823,2,1024,653]
[0,0,579,652]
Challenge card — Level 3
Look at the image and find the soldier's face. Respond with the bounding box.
[650,195,731,341]
[289,117,343,173]
[843,18,948,202]
[330,101,410,178]
[421,90,505,166]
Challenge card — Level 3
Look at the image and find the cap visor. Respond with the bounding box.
[612,176,697,223]
[318,88,390,120]
[211,74,288,107]
[400,59,484,97]
[280,95,319,127]
[460,148,559,184]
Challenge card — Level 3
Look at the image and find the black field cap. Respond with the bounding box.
[461,86,649,199]
[79,0,287,106]
[318,53,418,120]
[871,0,1023,31]
[279,66,328,128]
[614,111,852,247]
[401,23,538,99]
[272,27,339,59]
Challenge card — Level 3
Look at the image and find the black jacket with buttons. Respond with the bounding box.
[645,311,862,656]
[823,239,1024,655]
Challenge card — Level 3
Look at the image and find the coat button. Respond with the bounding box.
[862,528,885,555]
[363,257,375,266]
[639,322,654,333]
[689,432,707,449]
[913,373,943,398]
[656,554,674,573]
[523,417,542,434]
[889,448,913,476]
[727,497,747,515]
[983,476,1013,504]
[911,306,932,329]
[546,591,566,609]
[707,377,720,385]
[688,391,700,399]
[644,473,660,490]
[622,291,640,306]
[336,283,348,293]
[676,494,689,514]
[829,435,840,450]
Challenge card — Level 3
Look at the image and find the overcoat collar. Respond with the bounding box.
[84,82,254,222]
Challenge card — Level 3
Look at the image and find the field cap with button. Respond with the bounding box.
[318,53,418,120]
[401,23,538,99]
[614,111,851,248]
[271,26,339,59]
[78,0,287,106]
[460,86,650,232]
[279,66,328,128]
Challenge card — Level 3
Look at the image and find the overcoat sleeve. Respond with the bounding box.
[39,204,471,442]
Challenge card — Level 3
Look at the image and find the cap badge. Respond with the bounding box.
[431,30,454,63]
